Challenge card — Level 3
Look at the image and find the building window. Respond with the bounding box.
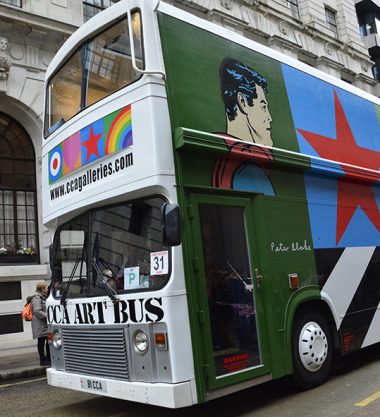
[0,113,38,263]
[0,281,21,301]
[0,0,22,7]
[325,7,338,38]
[358,12,380,37]
[287,0,299,19]
[0,314,23,335]
[83,0,120,22]
[373,58,380,82]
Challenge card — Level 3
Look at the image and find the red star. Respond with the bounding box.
[297,90,380,245]
[83,127,102,162]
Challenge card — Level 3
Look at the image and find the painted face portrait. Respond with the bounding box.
[241,85,273,146]
[220,58,273,147]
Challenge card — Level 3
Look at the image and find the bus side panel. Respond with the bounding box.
[157,12,316,386]
[42,89,174,224]
[157,7,380,391]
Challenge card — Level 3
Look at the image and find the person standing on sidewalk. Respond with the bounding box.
[31,281,51,366]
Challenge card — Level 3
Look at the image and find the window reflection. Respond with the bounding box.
[48,51,82,130]
[86,15,143,107]
[45,11,143,137]
[51,197,169,298]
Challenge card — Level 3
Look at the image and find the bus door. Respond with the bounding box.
[188,194,271,394]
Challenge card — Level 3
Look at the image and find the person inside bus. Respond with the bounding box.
[213,57,275,196]
[102,269,121,290]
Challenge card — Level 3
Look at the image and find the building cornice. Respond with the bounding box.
[0,4,78,36]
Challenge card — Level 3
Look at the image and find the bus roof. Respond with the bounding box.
[46,0,379,106]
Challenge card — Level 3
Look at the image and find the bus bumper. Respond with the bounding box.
[46,368,196,408]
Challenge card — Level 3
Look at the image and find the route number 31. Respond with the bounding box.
[150,251,169,275]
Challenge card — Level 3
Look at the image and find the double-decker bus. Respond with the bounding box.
[43,0,380,408]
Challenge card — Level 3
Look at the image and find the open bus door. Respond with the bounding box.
[188,193,271,397]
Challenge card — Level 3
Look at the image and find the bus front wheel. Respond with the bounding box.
[291,309,334,389]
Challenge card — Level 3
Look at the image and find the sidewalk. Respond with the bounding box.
[0,345,48,383]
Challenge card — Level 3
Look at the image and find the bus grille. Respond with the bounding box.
[61,327,129,381]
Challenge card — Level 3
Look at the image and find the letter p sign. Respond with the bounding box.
[124,266,140,290]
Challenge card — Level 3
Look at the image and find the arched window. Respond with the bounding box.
[0,112,38,263]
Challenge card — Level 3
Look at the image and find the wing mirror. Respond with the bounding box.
[162,203,181,247]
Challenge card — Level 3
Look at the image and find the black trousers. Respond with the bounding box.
[37,337,50,361]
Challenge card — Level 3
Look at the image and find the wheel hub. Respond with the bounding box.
[298,321,328,372]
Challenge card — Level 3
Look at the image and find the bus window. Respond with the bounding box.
[90,197,169,295]
[199,204,260,376]
[48,50,82,132]
[45,11,143,137]
[51,214,89,298]
[86,13,144,107]
[50,197,170,299]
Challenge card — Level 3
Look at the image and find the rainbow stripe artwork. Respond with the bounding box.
[106,105,132,154]
[48,105,133,184]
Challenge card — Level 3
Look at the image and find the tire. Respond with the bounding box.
[291,308,334,389]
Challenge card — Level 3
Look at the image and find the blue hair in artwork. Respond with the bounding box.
[220,57,268,121]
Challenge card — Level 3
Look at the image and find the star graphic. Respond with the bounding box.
[297,90,380,245]
[83,126,102,162]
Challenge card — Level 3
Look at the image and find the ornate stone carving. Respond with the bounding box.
[41,52,54,67]
[361,60,369,72]
[279,20,290,36]
[324,42,333,56]
[221,0,233,10]
[0,36,11,93]
[9,45,24,61]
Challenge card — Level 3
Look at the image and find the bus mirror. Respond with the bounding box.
[162,203,181,246]
[50,232,60,271]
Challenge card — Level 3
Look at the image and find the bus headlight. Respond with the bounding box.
[133,330,149,355]
[52,330,62,350]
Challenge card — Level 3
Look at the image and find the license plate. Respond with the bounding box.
[80,377,107,393]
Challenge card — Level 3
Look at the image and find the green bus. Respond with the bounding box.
[43,0,380,408]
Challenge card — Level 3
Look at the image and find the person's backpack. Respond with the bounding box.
[21,296,34,321]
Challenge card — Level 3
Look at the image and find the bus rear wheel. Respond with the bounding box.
[291,309,334,389]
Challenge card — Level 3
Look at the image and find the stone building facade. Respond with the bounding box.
[356,0,380,88]
[0,0,81,351]
[169,0,379,95]
[0,0,378,352]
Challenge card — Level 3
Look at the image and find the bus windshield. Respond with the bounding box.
[50,196,169,299]
[45,11,143,137]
